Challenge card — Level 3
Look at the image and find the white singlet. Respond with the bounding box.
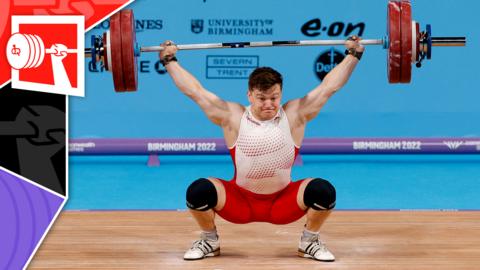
[230,106,299,194]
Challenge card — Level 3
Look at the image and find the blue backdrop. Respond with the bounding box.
[71,0,478,138]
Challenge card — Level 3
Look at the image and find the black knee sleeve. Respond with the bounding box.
[304,178,336,210]
[186,178,218,211]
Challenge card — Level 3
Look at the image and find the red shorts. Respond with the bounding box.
[216,179,307,225]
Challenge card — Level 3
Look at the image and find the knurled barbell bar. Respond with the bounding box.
[6,1,466,92]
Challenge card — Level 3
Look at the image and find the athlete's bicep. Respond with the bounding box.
[193,88,242,126]
[296,85,331,122]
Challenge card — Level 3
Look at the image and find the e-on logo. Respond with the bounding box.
[301,19,365,37]
[314,48,345,81]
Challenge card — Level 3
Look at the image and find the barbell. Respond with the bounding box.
[6,0,466,92]
[6,33,78,70]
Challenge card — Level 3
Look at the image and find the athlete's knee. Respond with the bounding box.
[303,178,336,210]
[186,178,218,211]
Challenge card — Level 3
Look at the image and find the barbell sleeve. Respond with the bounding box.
[431,37,466,46]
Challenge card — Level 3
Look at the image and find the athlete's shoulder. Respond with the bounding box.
[227,102,246,114]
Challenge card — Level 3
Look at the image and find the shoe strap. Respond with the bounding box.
[192,239,214,254]
[305,240,327,256]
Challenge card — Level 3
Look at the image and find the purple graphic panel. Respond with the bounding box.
[0,168,64,270]
[69,138,480,155]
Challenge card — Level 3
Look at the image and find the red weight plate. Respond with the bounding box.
[102,32,109,71]
[416,22,420,62]
[120,9,138,91]
[410,21,416,63]
[400,0,412,83]
[387,1,401,83]
[110,12,125,92]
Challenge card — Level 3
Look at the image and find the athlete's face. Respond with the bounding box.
[247,84,282,121]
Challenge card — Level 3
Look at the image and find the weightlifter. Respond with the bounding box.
[159,36,364,262]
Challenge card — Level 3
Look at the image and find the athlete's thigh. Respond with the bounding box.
[208,178,253,224]
[295,178,315,210]
[270,180,311,225]
[206,177,227,211]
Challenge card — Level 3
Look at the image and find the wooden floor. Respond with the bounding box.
[29,211,480,270]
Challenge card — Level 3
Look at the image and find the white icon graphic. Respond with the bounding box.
[49,43,74,89]
[443,141,464,150]
[7,33,78,89]
[7,16,84,96]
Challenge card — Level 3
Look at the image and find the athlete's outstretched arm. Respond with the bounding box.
[160,41,242,126]
[285,37,364,123]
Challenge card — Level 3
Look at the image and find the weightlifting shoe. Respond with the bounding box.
[184,233,220,260]
[298,234,335,262]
